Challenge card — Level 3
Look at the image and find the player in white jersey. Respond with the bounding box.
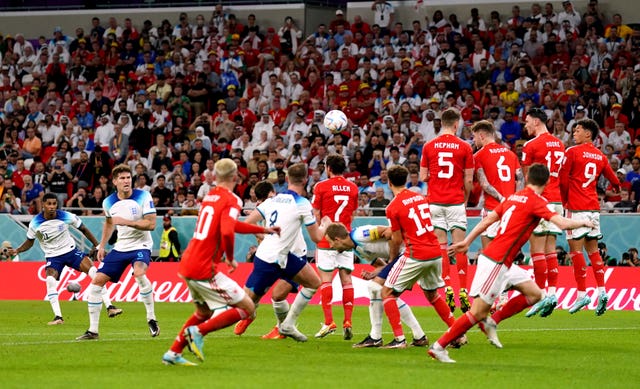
[10,193,122,325]
[241,164,328,342]
[77,164,158,341]
[325,223,428,348]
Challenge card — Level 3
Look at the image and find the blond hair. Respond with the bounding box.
[214,158,238,182]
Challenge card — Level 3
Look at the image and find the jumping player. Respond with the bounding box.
[420,108,474,313]
[559,118,619,315]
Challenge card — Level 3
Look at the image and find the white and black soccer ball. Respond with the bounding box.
[324,109,348,134]
[67,282,81,293]
[0,246,10,261]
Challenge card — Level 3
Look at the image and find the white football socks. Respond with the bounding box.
[46,276,62,317]
[87,284,103,333]
[368,281,384,339]
[272,299,290,324]
[87,267,113,307]
[398,298,425,340]
[281,287,315,328]
[136,275,155,321]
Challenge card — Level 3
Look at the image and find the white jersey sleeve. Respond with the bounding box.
[350,225,391,263]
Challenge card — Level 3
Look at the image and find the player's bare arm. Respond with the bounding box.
[450,211,500,255]
[477,168,504,202]
[550,215,595,231]
[97,216,115,261]
[9,238,34,257]
[515,168,525,191]
[306,222,326,243]
[388,230,402,263]
[111,213,156,231]
[419,166,429,182]
[78,224,99,247]
[463,168,474,203]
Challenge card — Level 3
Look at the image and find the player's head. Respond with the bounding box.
[574,118,598,142]
[42,193,58,216]
[254,181,275,202]
[287,163,308,185]
[525,107,547,133]
[325,154,346,176]
[526,163,550,187]
[325,222,353,252]
[111,163,133,193]
[471,120,496,147]
[440,108,461,129]
[387,165,409,188]
[214,158,238,183]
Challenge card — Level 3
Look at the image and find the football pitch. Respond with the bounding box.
[1,301,639,388]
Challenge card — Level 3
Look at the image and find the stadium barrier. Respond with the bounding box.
[1,262,639,310]
[2,214,638,264]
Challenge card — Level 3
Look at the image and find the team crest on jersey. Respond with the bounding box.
[363,229,370,238]
[131,207,138,215]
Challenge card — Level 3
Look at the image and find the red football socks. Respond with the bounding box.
[342,284,354,324]
[570,251,588,291]
[531,252,547,289]
[320,282,334,325]
[383,297,404,338]
[170,312,208,354]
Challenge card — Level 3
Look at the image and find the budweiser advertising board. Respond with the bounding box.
[1,263,639,311]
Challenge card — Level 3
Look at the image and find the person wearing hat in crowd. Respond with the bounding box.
[605,103,629,134]
[158,214,181,262]
[329,9,351,34]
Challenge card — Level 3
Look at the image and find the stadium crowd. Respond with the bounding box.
[0,1,639,222]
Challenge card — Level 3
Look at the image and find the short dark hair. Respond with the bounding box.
[326,154,346,175]
[43,192,58,203]
[527,107,548,123]
[287,163,308,185]
[254,181,274,201]
[441,108,461,128]
[388,165,409,187]
[325,222,349,240]
[527,163,550,186]
[576,118,599,141]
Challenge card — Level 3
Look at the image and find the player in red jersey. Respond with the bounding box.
[162,159,281,366]
[472,121,524,248]
[559,118,620,316]
[520,108,566,317]
[420,108,474,313]
[428,164,593,363]
[381,165,457,349]
[311,154,359,340]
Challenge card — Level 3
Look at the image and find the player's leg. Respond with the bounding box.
[451,224,470,312]
[77,271,111,340]
[44,266,63,324]
[261,280,294,339]
[529,233,548,290]
[164,294,210,366]
[493,266,543,326]
[234,257,280,336]
[337,261,355,340]
[567,228,591,313]
[280,255,320,341]
[78,255,122,317]
[315,249,337,337]
[430,255,506,361]
[585,236,608,315]
[132,252,158,336]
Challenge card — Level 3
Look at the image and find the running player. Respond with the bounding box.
[325,222,428,348]
[520,108,565,317]
[559,118,619,315]
[381,165,457,349]
[163,159,281,365]
[428,164,593,363]
[234,176,328,342]
[77,164,156,341]
[10,193,122,325]
[420,108,474,312]
[312,154,359,340]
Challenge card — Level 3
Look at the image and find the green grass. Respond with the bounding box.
[1,300,639,388]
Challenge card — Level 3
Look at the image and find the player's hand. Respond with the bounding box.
[448,241,469,256]
[360,269,377,280]
[88,246,98,261]
[381,228,392,240]
[7,249,17,257]
[264,226,281,236]
[225,257,238,272]
[96,246,106,262]
[583,220,596,229]
[319,216,332,229]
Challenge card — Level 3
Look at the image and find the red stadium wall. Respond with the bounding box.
[1,263,639,311]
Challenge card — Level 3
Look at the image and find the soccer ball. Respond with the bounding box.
[324,109,348,134]
[0,247,10,261]
[67,282,81,293]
